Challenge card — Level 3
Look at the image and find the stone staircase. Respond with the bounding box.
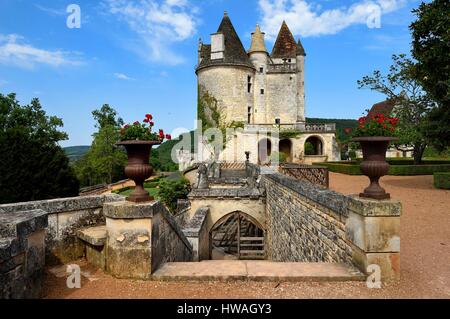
[153,260,366,282]
[212,215,265,260]
[76,225,107,271]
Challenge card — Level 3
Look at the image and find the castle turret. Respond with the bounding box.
[264,21,304,124]
[296,38,306,122]
[248,24,269,124]
[248,24,268,54]
[196,12,255,125]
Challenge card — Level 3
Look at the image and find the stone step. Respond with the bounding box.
[152,260,366,282]
[76,225,107,247]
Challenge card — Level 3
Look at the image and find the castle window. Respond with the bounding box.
[288,59,292,63]
[260,67,264,73]
[247,76,252,93]
[260,89,264,95]
[275,118,281,125]
[247,106,252,124]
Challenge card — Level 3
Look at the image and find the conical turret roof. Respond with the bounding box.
[248,24,268,54]
[197,12,254,71]
[271,21,298,59]
[296,38,306,56]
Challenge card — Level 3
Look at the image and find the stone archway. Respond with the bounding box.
[304,136,324,155]
[210,211,265,260]
[279,139,292,162]
[258,138,272,165]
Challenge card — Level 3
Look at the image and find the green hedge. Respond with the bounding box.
[313,162,362,175]
[434,172,450,189]
[314,161,450,176]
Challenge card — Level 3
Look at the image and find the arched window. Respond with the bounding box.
[304,136,323,155]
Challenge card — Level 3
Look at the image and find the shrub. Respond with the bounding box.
[388,164,450,175]
[158,178,191,213]
[434,172,450,189]
[305,142,315,155]
[348,150,357,160]
[270,151,287,164]
[313,162,362,175]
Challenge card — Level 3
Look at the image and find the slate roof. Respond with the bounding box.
[296,39,306,56]
[271,21,298,59]
[196,13,254,72]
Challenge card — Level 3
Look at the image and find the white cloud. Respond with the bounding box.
[0,34,84,69]
[114,72,135,80]
[103,0,198,65]
[34,4,66,16]
[258,0,407,39]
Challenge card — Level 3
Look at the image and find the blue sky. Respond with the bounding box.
[0,0,421,147]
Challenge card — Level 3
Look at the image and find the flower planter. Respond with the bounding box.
[351,136,398,200]
[116,140,160,203]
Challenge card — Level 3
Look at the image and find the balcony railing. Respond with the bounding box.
[244,123,336,133]
[267,63,297,73]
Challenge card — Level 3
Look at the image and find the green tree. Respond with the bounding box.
[157,179,191,213]
[74,104,126,186]
[0,93,79,204]
[410,0,450,151]
[358,54,436,164]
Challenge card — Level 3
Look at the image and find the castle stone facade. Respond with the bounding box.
[194,12,340,165]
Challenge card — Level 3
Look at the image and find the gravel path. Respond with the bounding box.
[43,173,450,299]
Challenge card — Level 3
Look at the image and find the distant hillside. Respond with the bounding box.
[64,146,90,162]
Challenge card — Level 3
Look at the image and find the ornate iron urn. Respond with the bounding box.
[351,136,398,200]
[116,140,160,203]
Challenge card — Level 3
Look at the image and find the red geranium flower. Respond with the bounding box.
[146,114,153,120]
[143,118,149,123]
[165,134,172,140]
[133,121,140,125]
[149,121,154,126]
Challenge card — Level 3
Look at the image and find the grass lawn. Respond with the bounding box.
[116,187,160,198]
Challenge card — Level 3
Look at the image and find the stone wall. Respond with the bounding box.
[0,210,47,298]
[151,204,193,272]
[0,194,124,264]
[103,201,192,279]
[263,173,352,265]
[198,67,255,124]
[263,173,402,280]
[188,188,266,233]
[183,207,210,261]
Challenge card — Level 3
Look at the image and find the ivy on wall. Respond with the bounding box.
[197,85,245,149]
[279,129,302,139]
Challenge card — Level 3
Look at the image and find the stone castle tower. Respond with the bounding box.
[196,12,306,126]
[191,12,340,166]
